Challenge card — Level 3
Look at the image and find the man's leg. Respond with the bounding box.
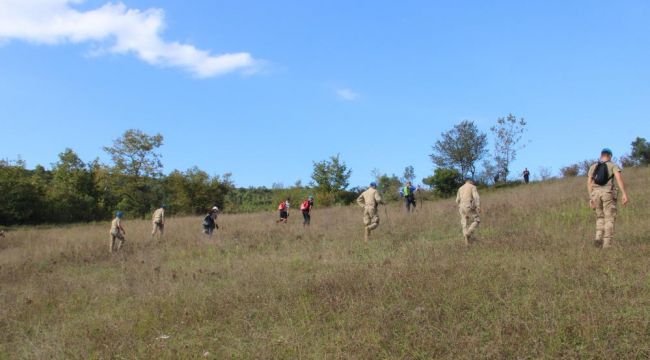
[367,208,380,231]
[363,208,371,242]
[602,192,618,249]
[366,211,380,242]
[459,207,469,245]
[466,209,480,241]
[115,233,125,251]
[110,234,115,253]
[592,192,605,247]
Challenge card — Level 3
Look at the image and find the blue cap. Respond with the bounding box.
[161,204,167,209]
[601,148,613,156]
[370,182,377,187]
[116,211,124,218]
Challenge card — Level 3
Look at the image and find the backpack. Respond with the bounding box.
[300,200,310,211]
[592,162,612,186]
[278,202,287,211]
[202,214,213,228]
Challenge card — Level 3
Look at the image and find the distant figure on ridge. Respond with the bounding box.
[151,205,166,239]
[587,148,629,248]
[456,177,481,246]
[109,211,126,253]
[357,182,384,242]
[522,168,530,184]
[399,181,417,213]
[277,198,290,224]
[300,195,314,226]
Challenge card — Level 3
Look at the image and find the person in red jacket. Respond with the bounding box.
[276,198,290,224]
[300,195,314,226]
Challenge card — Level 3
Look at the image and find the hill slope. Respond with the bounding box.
[1,167,650,358]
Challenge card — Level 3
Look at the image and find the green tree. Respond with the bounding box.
[47,149,97,223]
[490,114,527,181]
[163,167,232,215]
[311,154,352,203]
[476,160,498,185]
[402,165,416,183]
[423,168,463,198]
[630,137,650,165]
[90,159,120,220]
[431,120,488,178]
[376,173,402,202]
[0,160,44,224]
[103,129,164,217]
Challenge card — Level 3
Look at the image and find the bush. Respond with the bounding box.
[423,168,463,198]
[560,164,580,177]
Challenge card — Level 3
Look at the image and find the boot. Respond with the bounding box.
[602,238,612,249]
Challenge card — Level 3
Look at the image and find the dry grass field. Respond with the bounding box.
[1,167,650,359]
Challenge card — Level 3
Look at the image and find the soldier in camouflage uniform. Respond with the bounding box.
[587,148,629,248]
[357,182,384,242]
[456,178,481,246]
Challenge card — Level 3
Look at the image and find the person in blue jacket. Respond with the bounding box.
[399,181,417,213]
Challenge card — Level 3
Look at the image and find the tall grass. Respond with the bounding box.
[1,167,649,359]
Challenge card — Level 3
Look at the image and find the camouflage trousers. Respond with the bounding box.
[591,188,617,248]
[459,205,480,239]
[110,231,125,253]
[152,222,164,236]
[363,206,380,231]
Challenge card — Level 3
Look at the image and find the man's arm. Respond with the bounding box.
[375,192,384,205]
[356,194,365,208]
[614,172,629,205]
[472,188,481,212]
[455,190,460,205]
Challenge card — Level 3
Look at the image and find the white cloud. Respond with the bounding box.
[336,88,360,101]
[0,0,260,77]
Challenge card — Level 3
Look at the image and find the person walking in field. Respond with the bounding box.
[109,211,126,253]
[151,205,166,238]
[400,181,417,213]
[357,182,384,242]
[276,198,290,224]
[587,148,629,248]
[522,168,530,184]
[203,208,217,237]
[211,206,220,230]
[456,177,481,246]
[300,195,314,226]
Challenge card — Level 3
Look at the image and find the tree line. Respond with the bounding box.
[0,130,360,225]
[2,122,647,226]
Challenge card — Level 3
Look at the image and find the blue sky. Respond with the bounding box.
[1,0,649,187]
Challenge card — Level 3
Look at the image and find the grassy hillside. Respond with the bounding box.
[1,167,650,359]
